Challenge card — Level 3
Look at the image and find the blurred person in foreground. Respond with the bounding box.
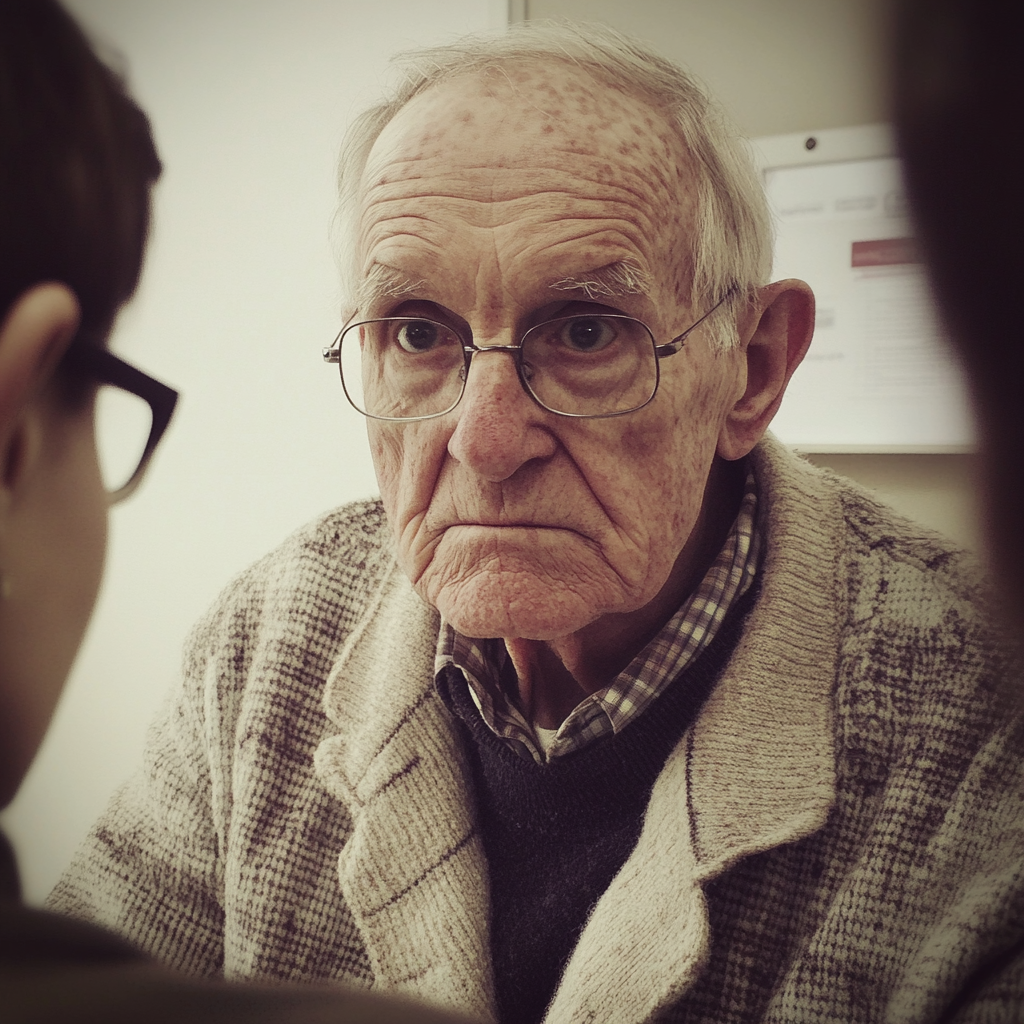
[50,18,1024,1024]
[894,4,1024,1006]
[895,0,1024,635]
[0,1,468,1021]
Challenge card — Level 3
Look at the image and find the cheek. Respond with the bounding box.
[618,362,734,538]
[367,422,403,512]
[48,405,108,645]
[661,370,732,472]
[0,406,107,805]
[367,420,450,531]
[615,417,706,544]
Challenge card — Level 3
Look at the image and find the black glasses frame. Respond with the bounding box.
[61,342,179,504]
[324,286,737,422]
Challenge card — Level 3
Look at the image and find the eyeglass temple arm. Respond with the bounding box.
[61,342,180,506]
[95,350,178,505]
[654,285,739,359]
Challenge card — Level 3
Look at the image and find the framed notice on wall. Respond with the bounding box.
[753,124,975,452]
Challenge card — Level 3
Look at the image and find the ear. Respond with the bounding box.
[0,283,82,496]
[717,279,814,461]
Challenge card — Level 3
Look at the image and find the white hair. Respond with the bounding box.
[333,20,773,350]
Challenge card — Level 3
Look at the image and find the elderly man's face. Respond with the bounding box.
[355,65,749,642]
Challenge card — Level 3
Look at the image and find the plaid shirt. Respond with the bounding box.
[434,468,761,764]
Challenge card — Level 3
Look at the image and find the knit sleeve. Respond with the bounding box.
[44,565,265,977]
[46,502,392,982]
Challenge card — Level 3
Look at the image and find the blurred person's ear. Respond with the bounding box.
[0,283,81,492]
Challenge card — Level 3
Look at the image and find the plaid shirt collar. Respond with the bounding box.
[434,466,761,764]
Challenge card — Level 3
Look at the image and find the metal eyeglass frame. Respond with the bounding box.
[323,286,737,422]
[60,340,179,505]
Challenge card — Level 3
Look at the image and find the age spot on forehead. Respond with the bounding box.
[362,61,701,299]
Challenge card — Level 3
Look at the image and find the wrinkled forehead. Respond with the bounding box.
[362,60,696,220]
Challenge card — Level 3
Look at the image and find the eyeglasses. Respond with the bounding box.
[60,341,179,504]
[323,289,735,422]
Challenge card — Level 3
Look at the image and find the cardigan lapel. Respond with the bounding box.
[313,560,497,1023]
[544,437,840,1024]
[685,435,840,877]
[545,698,833,1024]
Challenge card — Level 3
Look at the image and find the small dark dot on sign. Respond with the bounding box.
[805,137,817,151]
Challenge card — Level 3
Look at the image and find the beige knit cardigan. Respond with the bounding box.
[50,436,1024,1023]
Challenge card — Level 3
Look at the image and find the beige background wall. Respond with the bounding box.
[525,0,982,553]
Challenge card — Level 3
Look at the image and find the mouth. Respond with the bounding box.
[449,521,558,530]
[442,521,588,539]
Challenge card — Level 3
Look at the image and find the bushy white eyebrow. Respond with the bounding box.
[548,260,652,299]
[356,262,425,311]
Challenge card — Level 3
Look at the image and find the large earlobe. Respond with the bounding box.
[717,279,815,461]
[0,284,82,496]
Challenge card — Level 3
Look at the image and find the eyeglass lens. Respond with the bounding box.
[339,315,658,419]
[94,383,154,495]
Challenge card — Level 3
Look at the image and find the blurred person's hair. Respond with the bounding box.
[333,20,771,352]
[0,0,161,348]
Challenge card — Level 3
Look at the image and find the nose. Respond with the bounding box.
[447,347,557,482]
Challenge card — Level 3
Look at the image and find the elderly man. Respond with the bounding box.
[52,22,1024,1024]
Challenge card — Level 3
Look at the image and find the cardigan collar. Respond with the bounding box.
[314,434,839,1023]
[312,565,498,1020]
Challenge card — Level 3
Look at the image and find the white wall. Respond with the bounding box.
[529,0,890,136]
[2,0,502,904]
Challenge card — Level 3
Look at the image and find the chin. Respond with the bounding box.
[407,527,650,640]
[422,571,611,641]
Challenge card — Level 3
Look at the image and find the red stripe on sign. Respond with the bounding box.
[851,238,921,267]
